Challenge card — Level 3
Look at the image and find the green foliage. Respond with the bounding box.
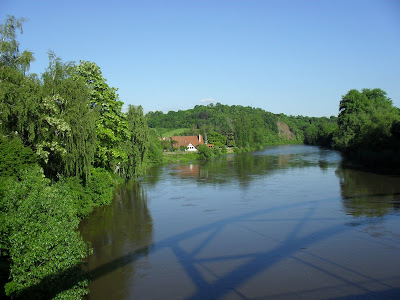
[1,166,91,299]
[0,15,35,73]
[0,16,154,299]
[207,131,226,147]
[158,128,189,137]
[0,135,37,179]
[334,89,399,151]
[61,176,94,218]
[162,151,198,164]
[160,139,173,151]
[303,117,338,147]
[212,146,227,156]
[0,135,37,203]
[304,125,319,145]
[146,103,336,151]
[146,128,163,165]
[122,105,149,179]
[74,61,128,170]
[0,66,41,146]
[197,144,213,160]
[86,167,115,206]
[40,53,97,181]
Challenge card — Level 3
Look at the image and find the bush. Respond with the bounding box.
[86,167,115,206]
[197,144,213,160]
[1,166,91,299]
[62,176,94,218]
[233,147,241,154]
[212,146,222,156]
[0,135,37,198]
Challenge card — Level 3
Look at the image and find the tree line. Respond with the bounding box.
[146,90,400,162]
[0,16,162,299]
[146,102,339,151]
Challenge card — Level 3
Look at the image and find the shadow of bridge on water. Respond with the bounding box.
[18,197,400,299]
[88,197,400,299]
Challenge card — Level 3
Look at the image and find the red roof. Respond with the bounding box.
[171,135,204,148]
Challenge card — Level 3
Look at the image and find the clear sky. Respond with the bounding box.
[1,0,399,117]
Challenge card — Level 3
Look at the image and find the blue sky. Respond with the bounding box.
[1,0,399,117]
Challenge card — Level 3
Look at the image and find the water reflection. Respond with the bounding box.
[80,145,400,299]
[80,181,153,300]
[336,166,400,217]
[172,145,340,189]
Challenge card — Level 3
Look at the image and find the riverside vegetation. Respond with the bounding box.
[147,89,400,166]
[1,15,399,299]
[0,16,162,299]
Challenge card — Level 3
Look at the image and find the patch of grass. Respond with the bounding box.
[161,128,189,137]
[162,151,198,164]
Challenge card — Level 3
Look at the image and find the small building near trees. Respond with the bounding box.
[171,135,204,151]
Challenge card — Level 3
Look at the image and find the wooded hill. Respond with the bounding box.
[146,103,338,149]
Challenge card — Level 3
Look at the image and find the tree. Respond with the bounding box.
[122,105,149,179]
[0,66,41,146]
[74,61,128,170]
[207,131,226,147]
[145,128,163,164]
[304,124,319,145]
[334,89,399,151]
[40,53,96,181]
[0,15,34,74]
[197,144,213,160]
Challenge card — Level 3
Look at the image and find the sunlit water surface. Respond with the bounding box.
[80,145,400,299]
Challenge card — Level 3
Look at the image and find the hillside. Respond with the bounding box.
[146,103,337,148]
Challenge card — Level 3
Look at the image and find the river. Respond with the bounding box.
[79,145,400,299]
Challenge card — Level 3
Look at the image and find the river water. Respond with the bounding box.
[80,145,400,299]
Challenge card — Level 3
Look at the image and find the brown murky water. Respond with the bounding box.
[80,145,400,299]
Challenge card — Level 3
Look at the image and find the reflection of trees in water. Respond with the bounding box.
[143,165,163,186]
[336,165,400,217]
[79,182,153,299]
[81,181,153,249]
[170,147,337,189]
[114,182,153,248]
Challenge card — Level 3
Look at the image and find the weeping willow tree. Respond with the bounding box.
[122,105,149,179]
[0,16,40,147]
[40,53,97,181]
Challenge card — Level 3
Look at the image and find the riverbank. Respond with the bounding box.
[159,141,303,165]
[161,140,302,165]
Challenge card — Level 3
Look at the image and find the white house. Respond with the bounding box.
[186,143,197,152]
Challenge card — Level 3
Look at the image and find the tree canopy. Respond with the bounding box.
[334,88,399,151]
[0,16,153,299]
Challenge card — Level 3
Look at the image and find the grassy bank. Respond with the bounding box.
[160,140,303,165]
[162,151,199,164]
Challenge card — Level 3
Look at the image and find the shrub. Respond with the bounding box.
[62,176,94,218]
[197,144,213,160]
[86,167,115,206]
[2,166,91,299]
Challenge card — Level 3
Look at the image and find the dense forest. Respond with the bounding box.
[1,15,400,300]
